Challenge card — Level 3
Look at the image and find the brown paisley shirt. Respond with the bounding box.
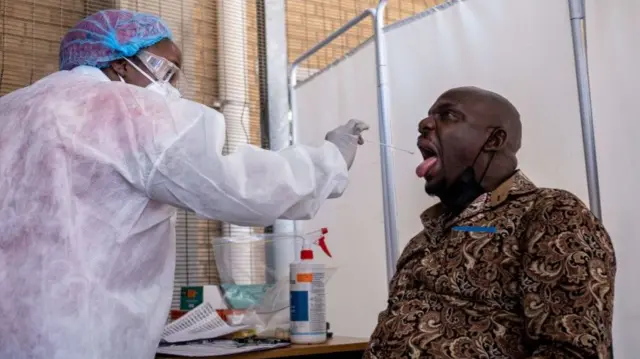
[365,171,615,359]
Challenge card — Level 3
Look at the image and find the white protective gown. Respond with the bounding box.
[0,66,349,359]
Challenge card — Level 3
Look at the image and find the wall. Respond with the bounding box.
[586,0,640,356]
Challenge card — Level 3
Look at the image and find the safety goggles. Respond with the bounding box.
[136,50,189,96]
[137,50,180,83]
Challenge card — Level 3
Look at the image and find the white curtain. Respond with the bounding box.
[586,0,640,357]
[294,0,586,338]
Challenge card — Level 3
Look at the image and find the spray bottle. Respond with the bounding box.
[289,232,332,344]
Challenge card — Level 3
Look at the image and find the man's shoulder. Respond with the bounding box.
[534,187,584,199]
[523,187,616,277]
[530,187,591,213]
[527,187,611,244]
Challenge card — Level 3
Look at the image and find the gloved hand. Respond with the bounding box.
[325,119,370,169]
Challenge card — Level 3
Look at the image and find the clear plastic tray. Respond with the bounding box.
[211,233,336,336]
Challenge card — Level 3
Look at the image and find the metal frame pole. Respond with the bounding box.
[568,0,602,219]
[262,0,296,282]
[569,3,613,357]
[372,0,400,282]
[288,1,400,282]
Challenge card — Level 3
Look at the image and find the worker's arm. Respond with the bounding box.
[520,190,615,359]
[141,97,352,227]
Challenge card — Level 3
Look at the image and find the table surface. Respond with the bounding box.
[156,336,369,359]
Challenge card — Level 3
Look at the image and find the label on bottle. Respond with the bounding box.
[290,269,326,336]
[290,290,309,322]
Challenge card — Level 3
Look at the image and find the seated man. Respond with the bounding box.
[364,87,615,359]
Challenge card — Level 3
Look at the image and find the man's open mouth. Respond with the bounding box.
[416,146,439,178]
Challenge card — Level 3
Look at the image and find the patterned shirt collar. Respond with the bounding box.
[420,170,538,231]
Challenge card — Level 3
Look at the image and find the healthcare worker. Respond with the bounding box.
[0,9,369,359]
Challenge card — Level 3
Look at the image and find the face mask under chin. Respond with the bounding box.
[433,129,498,215]
[437,166,487,215]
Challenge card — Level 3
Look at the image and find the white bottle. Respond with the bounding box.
[289,239,329,344]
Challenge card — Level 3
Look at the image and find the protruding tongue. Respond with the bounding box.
[416,157,438,178]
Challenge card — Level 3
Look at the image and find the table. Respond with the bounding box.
[156,336,369,359]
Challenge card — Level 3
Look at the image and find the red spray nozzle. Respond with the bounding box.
[316,236,332,258]
[299,229,332,260]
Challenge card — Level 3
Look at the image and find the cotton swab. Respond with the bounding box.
[365,139,415,155]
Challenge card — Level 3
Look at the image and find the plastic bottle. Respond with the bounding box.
[289,234,332,344]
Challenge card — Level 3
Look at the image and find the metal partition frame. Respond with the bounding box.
[263,0,297,284]
[569,5,611,356]
[288,0,400,283]
[568,0,602,220]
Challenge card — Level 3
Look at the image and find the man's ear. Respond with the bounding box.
[484,128,507,152]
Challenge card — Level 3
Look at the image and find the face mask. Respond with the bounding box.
[123,58,182,100]
[145,81,182,100]
[436,127,498,215]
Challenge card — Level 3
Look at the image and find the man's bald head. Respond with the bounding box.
[437,86,522,153]
[416,86,522,197]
